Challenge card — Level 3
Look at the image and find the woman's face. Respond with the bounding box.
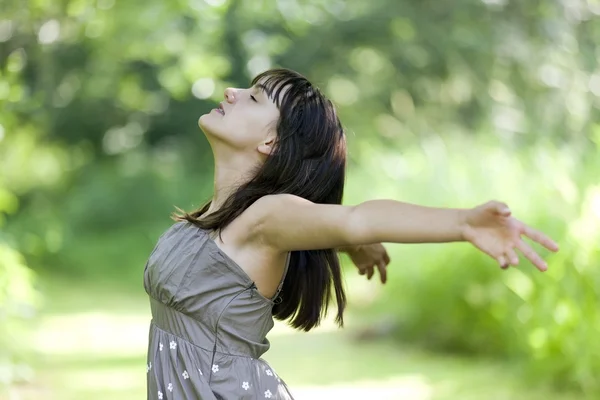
[198,83,281,154]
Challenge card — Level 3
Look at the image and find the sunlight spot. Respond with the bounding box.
[481,0,507,6]
[102,122,145,155]
[375,114,405,140]
[0,20,13,42]
[97,0,115,10]
[7,48,26,73]
[590,187,600,219]
[390,18,416,41]
[38,20,60,44]
[204,0,226,7]
[32,151,63,185]
[568,185,600,251]
[327,77,359,106]
[444,74,472,104]
[0,81,8,99]
[324,1,345,17]
[242,30,268,53]
[302,5,326,25]
[33,312,149,356]
[528,328,548,350]
[492,105,526,133]
[553,302,572,325]
[556,174,578,205]
[503,270,533,300]
[270,316,341,337]
[53,74,81,107]
[464,283,487,306]
[391,90,415,118]
[192,78,215,99]
[538,64,565,88]
[277,0,303,22]
[590,73,600,97]
[247,55,271,78]
[488,80,515,104]
[349,48,387,75]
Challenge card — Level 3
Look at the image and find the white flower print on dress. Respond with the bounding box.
[159,342,163,351]
[265,369,273,376]
[169,341,177,350]
[264,390,272,398]
[212,364,219,373]
[182,370,189,379]
[147,362,152,373]
[198,368,203,376]
[167,383,173,392]
[242,381,250,390]
[158,391,163,400]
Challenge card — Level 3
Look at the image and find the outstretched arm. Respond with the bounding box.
[253,195,464,248]
[249,194,558,271]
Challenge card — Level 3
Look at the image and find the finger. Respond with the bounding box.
[516,240,548,272]
[506,248,520,266]
[366,266,375,280]
[383,251,391,265]
[523,225,559,252]
[497,255,509,269]
[491,200,511,217]
[358,268,366,275]
[376,260,387,284]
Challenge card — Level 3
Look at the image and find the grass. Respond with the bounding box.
[4,274,587,400]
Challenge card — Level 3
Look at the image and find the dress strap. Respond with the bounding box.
[273,252,291,302]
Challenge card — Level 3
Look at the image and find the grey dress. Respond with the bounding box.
[143,221,295,400]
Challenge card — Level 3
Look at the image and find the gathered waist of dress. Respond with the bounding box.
[149,297,270,358]
[149,297,216,351]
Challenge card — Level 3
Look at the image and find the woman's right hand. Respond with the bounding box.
[344,243,391,284]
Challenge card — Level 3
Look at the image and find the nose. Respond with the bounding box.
[224,87,237,103]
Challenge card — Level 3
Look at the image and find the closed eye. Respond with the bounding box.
[250,95,257,102]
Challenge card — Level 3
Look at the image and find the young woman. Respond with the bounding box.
[143,68,558,400]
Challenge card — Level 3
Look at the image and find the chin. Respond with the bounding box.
[198,113,211,130]
[199,114,220,137]
[198,114,224,143]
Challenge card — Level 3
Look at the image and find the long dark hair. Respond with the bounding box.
[174,68,347,331]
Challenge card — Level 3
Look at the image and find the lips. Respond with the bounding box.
[217,103,225,115]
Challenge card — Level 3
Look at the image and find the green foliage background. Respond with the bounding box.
[1,0,599,396]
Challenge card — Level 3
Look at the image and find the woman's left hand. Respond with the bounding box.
[462,201,559,271]
[344,243,391,283]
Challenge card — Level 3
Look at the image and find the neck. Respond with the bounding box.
[206,148,259,215]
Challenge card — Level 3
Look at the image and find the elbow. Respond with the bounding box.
[345,205,372,246]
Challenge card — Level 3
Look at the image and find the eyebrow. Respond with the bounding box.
[253,82,286,107]
[254,84,271,97]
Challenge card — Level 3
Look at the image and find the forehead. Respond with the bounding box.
[253,81,291,109]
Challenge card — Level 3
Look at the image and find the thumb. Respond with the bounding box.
[490,200,511,216]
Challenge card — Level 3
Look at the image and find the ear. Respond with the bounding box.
[257,136,276,156]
